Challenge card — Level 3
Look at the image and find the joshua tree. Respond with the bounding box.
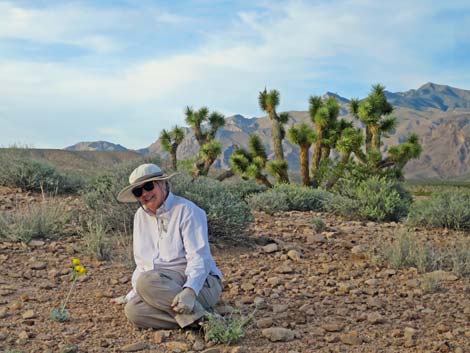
[309,95,341,187]
[160,125,185,170]
[325,127,364,189]
[185,106,226,177]
[349,84,421,177]
[288,123,317,186]
[258,88,289,183]
[230,134,272,188]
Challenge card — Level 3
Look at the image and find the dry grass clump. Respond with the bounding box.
[0,200,72,243]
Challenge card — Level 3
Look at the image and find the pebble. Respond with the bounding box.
[164,341,190,351]
[262,327,295,342]
[256,317,273,329]
[287,250,301,262]
[262,243,278,253]
[120,341,148,352]
[154,330,171,343]
[340,331,362,345]
[22,309,36,319]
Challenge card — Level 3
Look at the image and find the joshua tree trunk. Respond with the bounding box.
[256,175,273,188]
[300,146,310,186]
[271,117,284,161]
[216,169,235,181]
[310,130,323,187]
[370,124,381,151]
[170,148,177,171]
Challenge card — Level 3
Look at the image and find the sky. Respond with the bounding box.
[1,0,470,150]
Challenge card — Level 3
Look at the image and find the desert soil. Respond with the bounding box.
[0,187,469,353]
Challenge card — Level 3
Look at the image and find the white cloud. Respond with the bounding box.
[1,0,470,148]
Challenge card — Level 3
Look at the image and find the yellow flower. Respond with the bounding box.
[72,258,80,266]
[74,265,87,275]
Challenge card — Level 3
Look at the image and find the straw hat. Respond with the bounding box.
[117,163,178,203]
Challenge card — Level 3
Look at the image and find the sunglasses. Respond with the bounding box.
[132,181,155,198]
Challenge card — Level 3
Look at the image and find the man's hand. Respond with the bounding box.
[110,295,127,305]
[171,288,196,314]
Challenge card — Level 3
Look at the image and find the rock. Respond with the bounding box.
[428,270,459,281]
[18,330,29,340]
[201,347,222,353]
[366,297,384,308]
[192,340,205,351]
[276,265,294,274]
[256,317,273,329]
[120,341,148,352]
[262,327,295,342]
[321,323,343,332]
[306,234,326,244]
[22,309,36,319]
[367,312,385,324]
[365,279,378,286]
[0,307,7,319]
[267,277,281,286]
[262,243,278,253]
[241,282,254,291]
[273,304,288,313]
[340,331,362,345]
[30,261,47,270]
[164,341,190,351]
[253,296,266,309]
[351,245,368,259]
[154,330,171,343]
[287,250,301,262]
[28,240,45,247]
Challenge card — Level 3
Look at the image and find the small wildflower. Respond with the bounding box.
[50,257,88,323]
[74,265,87,275]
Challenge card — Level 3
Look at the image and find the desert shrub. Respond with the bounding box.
[311,217,326,232]
[247,184,332,214]
[246,189,289,215]
[202,311,254,345]
[0,155,84,194]
[378,231,444,273]
[172,174,253,239]
[81,214,113,261]
[420,272,443,293]
[222,178,267,200]
[328,176,412,222]
[450,238,470,277]
[407,192,470,230]
[1,202,71,243]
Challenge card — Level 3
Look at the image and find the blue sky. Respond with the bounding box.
[1,0,470,149]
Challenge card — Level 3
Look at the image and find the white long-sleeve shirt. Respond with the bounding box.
[125,192,222,302]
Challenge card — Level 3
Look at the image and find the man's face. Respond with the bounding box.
[136,180,167,213]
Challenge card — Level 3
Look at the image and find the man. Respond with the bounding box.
[112,163,223,329]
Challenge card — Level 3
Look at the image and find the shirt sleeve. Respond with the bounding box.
[126,210,146,301]
[181,206,211,295]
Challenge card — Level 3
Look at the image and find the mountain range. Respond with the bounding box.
[66,83,470,180]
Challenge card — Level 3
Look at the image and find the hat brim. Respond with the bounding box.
[116,173,179,203]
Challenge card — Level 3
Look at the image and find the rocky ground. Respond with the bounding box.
[0,187,469,353]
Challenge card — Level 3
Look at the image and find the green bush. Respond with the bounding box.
[328,176,412,221]
[247,184,332,214]
[221,178,266,200]
[407,192,470,230]
[0,155,84,194]
[202,311,254,345]
[172,174,253,239]
[450,238,470,277]
[1,201,71,243]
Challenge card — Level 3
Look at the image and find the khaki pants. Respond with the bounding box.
[125,269,222,329]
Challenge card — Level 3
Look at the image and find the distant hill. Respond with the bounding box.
[65,141,129,152]
[0,148,142,174]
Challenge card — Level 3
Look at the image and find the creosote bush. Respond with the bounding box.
[328,176,411,222]
[0,201,71,243]
[221,178,267,200]
[247,184,332,215]
[407,191,470,230]
[0,154,84,194]
[172,174,253,239]
[81,215,113,261]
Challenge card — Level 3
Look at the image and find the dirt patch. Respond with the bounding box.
[0,194,469,352]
